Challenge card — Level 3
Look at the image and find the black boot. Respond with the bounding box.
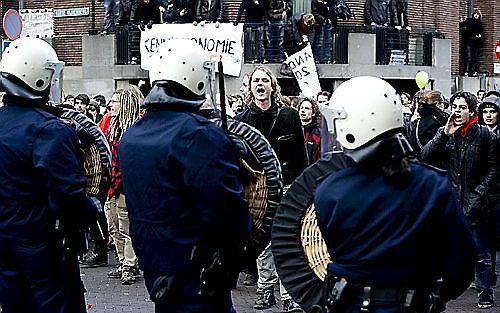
[254,288,276,309]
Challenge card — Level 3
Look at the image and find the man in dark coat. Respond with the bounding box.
[119,39,251,313]
[235,66,307,312]
[422,91,497,309]
[0,38,100,313]
[316,76,476,313]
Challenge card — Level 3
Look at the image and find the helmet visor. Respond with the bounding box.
[47,61,64,105]
[319,102,346,153]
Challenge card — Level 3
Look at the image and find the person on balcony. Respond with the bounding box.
[290,13,316,55]
[263,0,286,63]
[165,0,196,23]
[364,0,391,26]
[460,8,483,77]
[102,0,122,35]
[131,0,164,30]
[194,0,223,26]
[234,0,266,63]
[312,0,334,63]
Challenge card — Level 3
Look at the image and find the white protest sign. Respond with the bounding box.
[140,23,244,77]
[285,44,321,98]
[20,9,54,38]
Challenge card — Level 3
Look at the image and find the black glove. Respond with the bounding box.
[147,20,154,29]
[139,21,146,31]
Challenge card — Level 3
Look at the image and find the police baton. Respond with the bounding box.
[218,57,228,131]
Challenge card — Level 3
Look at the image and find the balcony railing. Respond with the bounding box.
[115,24,443,68]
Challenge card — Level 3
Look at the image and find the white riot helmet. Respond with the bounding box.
[149,39,209,99]
[0,38,64,102]
[320,76,403,151]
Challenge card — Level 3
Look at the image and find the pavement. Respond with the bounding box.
[79,251,500,313]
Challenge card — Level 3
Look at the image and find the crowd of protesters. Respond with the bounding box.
[57,62,500,312]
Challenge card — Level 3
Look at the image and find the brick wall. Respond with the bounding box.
[18,0,499,75]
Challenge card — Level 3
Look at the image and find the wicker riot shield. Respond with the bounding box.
[214,118,283,255]
[59,109,111,199]
[271,152,353,311]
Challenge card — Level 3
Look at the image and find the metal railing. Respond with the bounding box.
[115,23,441,67]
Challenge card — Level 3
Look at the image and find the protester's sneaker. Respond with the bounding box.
[282,299,303,312]
[121,266,137,285]
[477,291,494,309]
[107,264,122,278]
[79,250,108,268]
[254,288,276,309]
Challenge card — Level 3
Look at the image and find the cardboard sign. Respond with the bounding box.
[285,44,321,98]
[20,9,54,38]
[140,23,244,77]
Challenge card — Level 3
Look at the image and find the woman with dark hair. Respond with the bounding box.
[461,8,483,76]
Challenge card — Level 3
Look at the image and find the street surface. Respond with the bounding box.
[79,251,500,313]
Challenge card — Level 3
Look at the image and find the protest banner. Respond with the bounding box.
[140,23,244,77]
[285,44,321,98]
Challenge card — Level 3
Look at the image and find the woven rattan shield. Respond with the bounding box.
[59,109,111,199]
[272,152,353,310]
[214,118,283,255]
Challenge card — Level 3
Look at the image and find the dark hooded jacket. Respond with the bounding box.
[406,105,449,157]
[235,103,308,185]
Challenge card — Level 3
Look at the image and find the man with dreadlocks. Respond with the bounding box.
[119,39,251,313]
[103,86,142,285]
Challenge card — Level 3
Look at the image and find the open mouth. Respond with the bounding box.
[256,86,266,94]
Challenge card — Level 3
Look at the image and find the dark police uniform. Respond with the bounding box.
[0,96,99,313]
[315,162,476,313]
[119,108,251,313]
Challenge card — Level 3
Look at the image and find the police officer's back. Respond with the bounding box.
[119,39,251,313]
[316,77,476,313]
[0,38,99,313]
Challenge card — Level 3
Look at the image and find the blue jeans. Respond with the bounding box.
[266,19,285,62]
[313,22,333,63]
[471,226,495,294]
[244,24,265,63]
[104,0,121,31]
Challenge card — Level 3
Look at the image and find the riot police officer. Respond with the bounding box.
[0,38,100,312]
[316,76,476,312]
[119,39,251,313]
